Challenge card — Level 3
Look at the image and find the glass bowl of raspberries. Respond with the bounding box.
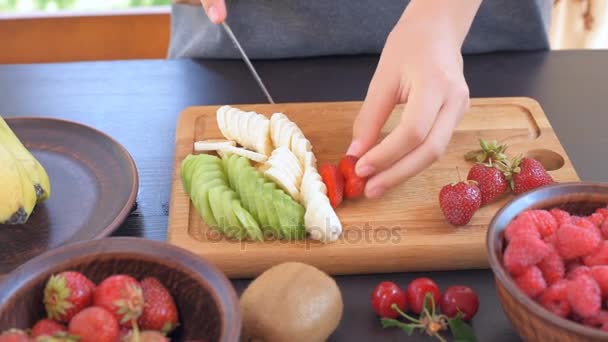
[487,182,608,342]
[0,237,241,342]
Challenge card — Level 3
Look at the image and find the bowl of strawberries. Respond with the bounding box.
[487,181,608,342]
[0,237,241,342]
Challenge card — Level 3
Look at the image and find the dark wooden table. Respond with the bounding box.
[1,50,607,341]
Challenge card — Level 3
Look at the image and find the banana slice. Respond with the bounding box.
[303,151,317,169]
[254,115,273,156]
[301,179,327,207]
[278,122,300,149]
[266,157,298,185]
[272,147,302,170]
[264,167,299,200]
[239,111,253,149]
[194,139,236,152]
[290,132,312,162]
[305,192,342,243]
[218,146,268,163]
[301,167,322,189]
[227,107,242,143]
[270,113,289,147]
[216,105,231,140]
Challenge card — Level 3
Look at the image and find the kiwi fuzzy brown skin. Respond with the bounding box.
[240,262,343,342]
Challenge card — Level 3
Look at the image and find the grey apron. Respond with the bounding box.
[168,0,552,59]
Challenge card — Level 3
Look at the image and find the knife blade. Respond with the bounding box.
[222,22,275,104]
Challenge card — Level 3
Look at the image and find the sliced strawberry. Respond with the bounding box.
[319,164,344,208]
[338,155,359,179]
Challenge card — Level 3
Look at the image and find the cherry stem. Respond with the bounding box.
[391,303,420,323]
[434,332,448,342]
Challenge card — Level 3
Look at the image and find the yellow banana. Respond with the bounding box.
[0,142,36,224]
[0,116,51,202]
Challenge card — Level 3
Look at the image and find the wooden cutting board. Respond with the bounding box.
[168,97,579,278]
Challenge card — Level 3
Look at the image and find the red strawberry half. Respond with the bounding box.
[93,275,144,327]
[138,277,179,334]
[466,162,508,205]
[439,180,482,226]
[339,155,367,200]
[319,164,344,208]
[43,271,95,323]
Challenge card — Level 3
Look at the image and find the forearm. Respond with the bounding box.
[397,0,482,49]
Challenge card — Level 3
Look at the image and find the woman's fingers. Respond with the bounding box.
[363,87,468,198]
[348,63,401,160]
[200,0,227,24]
[355,82,443,178]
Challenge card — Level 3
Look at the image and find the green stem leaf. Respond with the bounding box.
[448,313,478,342]
[380,318,416,335]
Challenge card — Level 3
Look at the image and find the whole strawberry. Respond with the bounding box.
[466,162,508,205]
[68,306,119,342]
[0,329,31,342]
[508,156,554,195]
[43,271,95,323]
[138,277,179,334]
[439,180,482,226]
[31,319,66,338]
[93,275,144,326]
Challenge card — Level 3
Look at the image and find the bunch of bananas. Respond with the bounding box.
[0,116,51,225]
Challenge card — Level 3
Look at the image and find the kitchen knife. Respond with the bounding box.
[222,22,275,104]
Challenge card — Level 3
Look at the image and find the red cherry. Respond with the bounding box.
[371,281,407,318]
[406,277,441,314]
[440,285,480,321]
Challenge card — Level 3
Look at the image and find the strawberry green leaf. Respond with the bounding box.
[448,313,478,342]
[381,318,415,335]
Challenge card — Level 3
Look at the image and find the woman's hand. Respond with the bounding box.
[199,0,227,24]
[348,0,481,198]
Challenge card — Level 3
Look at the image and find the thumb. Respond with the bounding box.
[200,0,227,24]
[347,68,400,159]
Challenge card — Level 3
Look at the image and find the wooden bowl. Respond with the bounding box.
[487,182,608,342]
[0,237,241,342]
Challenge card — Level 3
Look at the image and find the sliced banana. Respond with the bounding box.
[303,151,317,169]
[266,157,298,185]
[194,139,236,152]
[278,122,300,149]
[254,115,273,156]
[270,113,289,148]
[239,112,253,149]
[301,180,327,207]
[227,107,241,143]
[216,106,230,140]
[217,146,268,163]
[290,132,312,163]
[305,192,342,243]
[270,147,303,179]
[264,167,299,201]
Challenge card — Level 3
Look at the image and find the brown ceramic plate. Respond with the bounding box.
[0,117,138,274]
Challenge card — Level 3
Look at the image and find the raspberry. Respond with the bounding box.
[555,223,601,259]
[571,217,598,231]
[538,245,565,285]
[567,265,592,280]
[567,274,601,318]
[504,216,540,242]
[601,221,608,240]
[596,207,608,220]
[550,208,571,226]
[591,266,608,299]
[583,241,608,266]
[538,279,570,318]
[503,236,551,276]
[588,213,605,227]
[582,310,608,328]
[543,233,557,247]
[515,266,547,298]
[519,210,557,238]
